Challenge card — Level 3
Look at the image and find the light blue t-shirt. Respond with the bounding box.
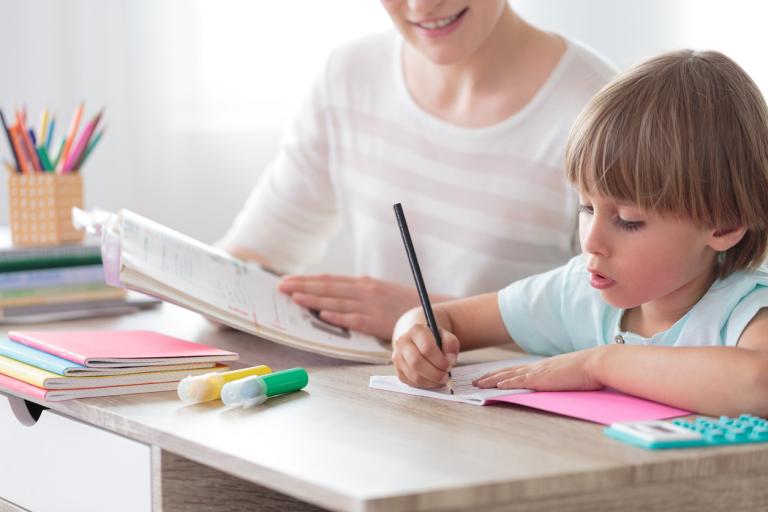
[498,255,768,356]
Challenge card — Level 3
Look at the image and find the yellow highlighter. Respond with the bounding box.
[177,365,272,404]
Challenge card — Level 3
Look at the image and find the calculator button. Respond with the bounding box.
[726,429,750,442]
[705,430,725,442]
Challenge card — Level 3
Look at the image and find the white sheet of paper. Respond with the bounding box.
[370,356,543,405]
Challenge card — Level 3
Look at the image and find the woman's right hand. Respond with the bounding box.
[392,324,460,389]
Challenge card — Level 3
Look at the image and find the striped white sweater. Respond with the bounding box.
[221,30,616,298]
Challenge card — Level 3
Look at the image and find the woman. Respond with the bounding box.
[219,0,616,340]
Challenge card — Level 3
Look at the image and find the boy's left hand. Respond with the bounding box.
[473,347,604,391]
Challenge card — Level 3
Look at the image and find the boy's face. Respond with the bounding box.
[380,0,507,65]
[578,192,719,311]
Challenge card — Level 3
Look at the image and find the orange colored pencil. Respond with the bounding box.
[15,111,41,172]
[8,125,29,173]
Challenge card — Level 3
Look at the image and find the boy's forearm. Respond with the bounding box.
[592,345,768,416]
[392,305,456,342]
[392,293,513,352]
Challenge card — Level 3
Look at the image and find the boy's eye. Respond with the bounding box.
[577,204,594,215]
[616,218,645,232]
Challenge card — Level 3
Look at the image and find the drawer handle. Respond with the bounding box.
[8,397,48,426]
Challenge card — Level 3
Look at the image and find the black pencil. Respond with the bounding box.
[393,203,454,394]
[0,109,21,173]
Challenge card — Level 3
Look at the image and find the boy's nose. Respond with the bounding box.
[580,218,609,257]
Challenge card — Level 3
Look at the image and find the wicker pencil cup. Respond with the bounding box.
[8,173,85,246]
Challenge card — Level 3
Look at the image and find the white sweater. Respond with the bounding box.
[221,31,616,298]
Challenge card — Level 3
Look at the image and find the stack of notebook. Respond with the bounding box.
[0,330,238,401]
[0,228,160,323]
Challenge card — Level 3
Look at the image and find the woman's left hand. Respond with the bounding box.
[473,347,605,391]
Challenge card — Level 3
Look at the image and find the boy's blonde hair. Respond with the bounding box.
[566,50,768,277]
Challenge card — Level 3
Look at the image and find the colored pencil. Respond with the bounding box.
[0,109,21,172]
[16,111,41,171]
[62,110,102,173]
[77,127,105,170]
[39,108,49,147]
[9,125,30,174]
[45,117,55,152]
[57,102,84,173]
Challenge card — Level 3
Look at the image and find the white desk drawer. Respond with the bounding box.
[0,396,151,512]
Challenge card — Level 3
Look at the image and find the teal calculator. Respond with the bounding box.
[604,414,768,449]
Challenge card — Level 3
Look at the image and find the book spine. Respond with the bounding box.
[0,254,103,273]
[0,346,65,375]
[7,331,86,365]
[0,286,125,307]
[0,244,101,262]
[0,355,48,387]
[0,264,106,290]
[0,373,47,401]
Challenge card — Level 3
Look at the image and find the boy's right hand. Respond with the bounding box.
[392,324,460,389]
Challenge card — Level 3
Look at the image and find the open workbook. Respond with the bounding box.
[74,209,391,364]
[370,357,690,424]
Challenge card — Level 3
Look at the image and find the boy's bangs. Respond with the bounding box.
[567,111,660,210]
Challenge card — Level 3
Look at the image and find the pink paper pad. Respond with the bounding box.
[490,389,690,425]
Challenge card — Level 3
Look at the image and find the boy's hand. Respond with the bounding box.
[392,324,460,389]
[278,274,427,340]
[473,347,604,391]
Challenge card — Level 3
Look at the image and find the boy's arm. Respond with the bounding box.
[393,292,515,351]
[477,309,768,417]
[391,293,518,388]
[593,308,768,416]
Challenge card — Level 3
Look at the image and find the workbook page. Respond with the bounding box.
[370,357,542,405]
[118,210,385,352]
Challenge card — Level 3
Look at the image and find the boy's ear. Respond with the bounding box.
[708,226,747,252]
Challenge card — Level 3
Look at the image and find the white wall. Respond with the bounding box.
[1,0,766,270]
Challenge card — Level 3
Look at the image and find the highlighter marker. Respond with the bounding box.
[177,365,272,404]
[221,368,309,408]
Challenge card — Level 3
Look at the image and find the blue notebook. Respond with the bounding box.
[0,337,216,376]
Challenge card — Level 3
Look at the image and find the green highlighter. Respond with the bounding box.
[221,368,308,408]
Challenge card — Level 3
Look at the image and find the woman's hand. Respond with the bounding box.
[392,324,460,389]
[473,347,605,391]
[278,274,436,340]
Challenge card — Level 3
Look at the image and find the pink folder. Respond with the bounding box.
[490,389,690,425]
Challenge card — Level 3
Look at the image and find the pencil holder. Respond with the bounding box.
[7,173,85,246]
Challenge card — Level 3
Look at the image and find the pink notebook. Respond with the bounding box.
[8,330,239,368]
[490,389,689,425]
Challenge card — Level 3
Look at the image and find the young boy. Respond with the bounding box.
[391,50,768,417]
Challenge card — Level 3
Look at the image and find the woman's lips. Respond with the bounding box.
[412,7,468,38]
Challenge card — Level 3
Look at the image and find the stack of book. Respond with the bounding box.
[0,330,239,401]
[0,228,159,323]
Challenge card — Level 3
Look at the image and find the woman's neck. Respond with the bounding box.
[402,8,565,127]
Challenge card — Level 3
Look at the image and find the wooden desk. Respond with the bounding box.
[2,304,768,512]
